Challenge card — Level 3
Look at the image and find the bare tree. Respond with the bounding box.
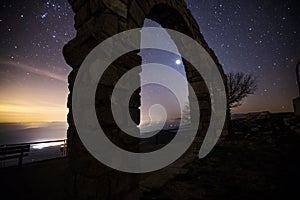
[227,72,257,108]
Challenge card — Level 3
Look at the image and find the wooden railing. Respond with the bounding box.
[0,139,67,167]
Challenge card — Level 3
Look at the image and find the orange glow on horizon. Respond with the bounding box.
[0,60,69,123]
[0,103,68,123]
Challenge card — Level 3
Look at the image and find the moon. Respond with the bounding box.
[176,59,181,65]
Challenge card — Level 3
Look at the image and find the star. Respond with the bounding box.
[41,12,48,19]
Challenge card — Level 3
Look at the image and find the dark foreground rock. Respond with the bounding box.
[0,158,67,200]
[140,112,300,200]
[0,113,299,200]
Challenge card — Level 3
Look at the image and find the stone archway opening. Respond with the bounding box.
[143,3,215,140]
[139,18,191,145]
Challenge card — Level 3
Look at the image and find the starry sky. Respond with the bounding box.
[186,0,300,113]
[0,0,74,122]
[0,0,299,122]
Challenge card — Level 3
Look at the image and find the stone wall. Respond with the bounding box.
[63,0,228,199]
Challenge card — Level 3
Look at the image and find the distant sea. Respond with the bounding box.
[0,122,67,145]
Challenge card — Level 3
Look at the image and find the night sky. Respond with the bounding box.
[0,0,74,122]
[0,0,299,122]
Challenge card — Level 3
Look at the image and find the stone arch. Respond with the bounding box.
[63,0,228,199]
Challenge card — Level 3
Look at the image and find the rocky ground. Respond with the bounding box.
[0,158,67,200]
[140,112,300,200]
[1,112,299,200]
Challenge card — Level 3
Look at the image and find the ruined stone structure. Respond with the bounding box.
[63,0,228,199]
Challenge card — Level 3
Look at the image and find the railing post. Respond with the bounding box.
[63,139,68,157]
[18,146,24,168]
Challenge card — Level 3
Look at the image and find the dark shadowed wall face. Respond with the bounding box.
[63,0,227,199]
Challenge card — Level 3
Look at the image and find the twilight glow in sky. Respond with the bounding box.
[0,0,299,122]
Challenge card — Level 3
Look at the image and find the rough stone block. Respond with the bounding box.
[103,0,127,19]
[70,0,86,12]
[75,2,91,29]
[63,35,98,69]
[89,11,119,39]
[191,81,208,94]
[128,1,146,27]
[89,0,105,14]
[136,0,151,16]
